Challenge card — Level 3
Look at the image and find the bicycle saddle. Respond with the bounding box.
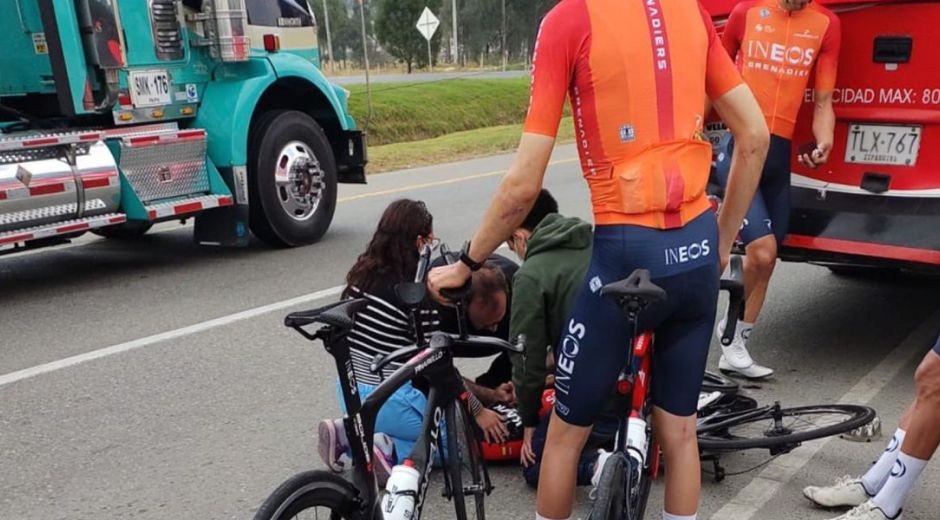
[284,298,368,330]
[600,269,667,304]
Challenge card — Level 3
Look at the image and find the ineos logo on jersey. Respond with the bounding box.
[664,239,712,266]
[746,40,816,66]
[555,320,586,396]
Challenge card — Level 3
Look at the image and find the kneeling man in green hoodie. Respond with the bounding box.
[505,189,598,476]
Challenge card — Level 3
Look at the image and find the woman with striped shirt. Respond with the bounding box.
[318,199,506,480]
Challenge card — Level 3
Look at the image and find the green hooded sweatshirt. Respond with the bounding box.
[509,213,593,427]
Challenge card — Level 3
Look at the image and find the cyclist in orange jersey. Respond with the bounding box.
[713,0,841,379]
[429,1,769,518]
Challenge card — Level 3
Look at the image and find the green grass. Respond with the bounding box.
[368,116,575,173]
[348,78,532,146]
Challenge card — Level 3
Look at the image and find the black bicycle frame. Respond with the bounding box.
[331,330,468,519]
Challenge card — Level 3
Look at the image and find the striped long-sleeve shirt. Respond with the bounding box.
[345,282,483,416]
[346,284,440,386]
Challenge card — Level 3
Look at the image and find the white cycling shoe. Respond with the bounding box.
[828,501,901,520]
[716,319,774,379]
[804,475,871,508]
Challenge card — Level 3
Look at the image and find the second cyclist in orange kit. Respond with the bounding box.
[714,0,841,378]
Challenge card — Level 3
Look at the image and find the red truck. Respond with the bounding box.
[704,0,940,273]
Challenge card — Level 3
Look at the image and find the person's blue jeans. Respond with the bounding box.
[337,379,446,464]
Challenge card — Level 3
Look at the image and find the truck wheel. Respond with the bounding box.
[248,110,337,247]
[92,221,153,239]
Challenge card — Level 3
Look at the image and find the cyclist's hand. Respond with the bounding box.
[495,382,516,406]
[799,142,832,168]
[475,408,509,444]
[428,262,472,304]
[520,427,537,468]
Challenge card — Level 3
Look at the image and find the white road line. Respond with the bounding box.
[0,244,514,388]
[0,285,344,389]
[709,308,940,520]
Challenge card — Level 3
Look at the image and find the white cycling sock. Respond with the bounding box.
[663,512,696,520]
[872,452,927,518]
[861,428,906,495]
[535,514,569,520]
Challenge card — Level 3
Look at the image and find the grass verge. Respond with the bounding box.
[348,78,531,146]
[367,117,575,173]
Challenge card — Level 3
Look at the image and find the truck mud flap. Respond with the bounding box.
[335,130,367,184]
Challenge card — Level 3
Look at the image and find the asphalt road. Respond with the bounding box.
[2,144,939,520]
[328,70,528,86]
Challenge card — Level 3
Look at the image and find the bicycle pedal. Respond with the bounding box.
[840,415,882,443]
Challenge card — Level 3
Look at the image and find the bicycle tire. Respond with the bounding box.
[253,470,360,520]
[701,370,739,394]
[446,401,487,520]
[633,452,653,520]
[698,404,876,452]
[589,452,628,520]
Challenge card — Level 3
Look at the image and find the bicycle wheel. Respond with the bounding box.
[701,370,739,394]
[589,452,628,520]
[698,404,876,452]
[253,470,360,520]
[446,400,487,520]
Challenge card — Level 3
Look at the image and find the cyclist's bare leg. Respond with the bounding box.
[901,351,940,459]
[742,235,778,323]
[653,407,700,516]
[535,411,592,519]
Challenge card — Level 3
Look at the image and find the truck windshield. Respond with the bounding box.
[245,0,315,28]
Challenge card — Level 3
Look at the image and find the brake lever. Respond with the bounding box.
[415,244,432,284]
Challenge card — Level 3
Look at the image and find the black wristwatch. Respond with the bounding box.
[459,242,484,272]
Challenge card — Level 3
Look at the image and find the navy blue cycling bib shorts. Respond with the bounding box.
[715,133,792,246]
[553,212,720,425]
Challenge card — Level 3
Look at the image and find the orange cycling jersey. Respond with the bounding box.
[524,0,742,229]
[722,0,841,139]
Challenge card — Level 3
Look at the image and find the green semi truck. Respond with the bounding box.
[0,0,366,253]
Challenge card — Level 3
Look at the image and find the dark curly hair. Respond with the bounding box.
[344,199,434,295]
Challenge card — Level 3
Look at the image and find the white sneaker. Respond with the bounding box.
[804,475,872,508]
[372,433,397,488]
[318,418,349,472]
[719,339,774,379]
[828,501,901,520]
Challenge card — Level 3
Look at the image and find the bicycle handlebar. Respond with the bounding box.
[438,243,473,302]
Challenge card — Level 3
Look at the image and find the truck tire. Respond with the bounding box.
[92,221,153,239]
[248,110,338,247]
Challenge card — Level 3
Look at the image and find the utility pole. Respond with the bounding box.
[501,0,507,71]
[321,0,335,72]
[451,0,458,64]
[358,0,373,126]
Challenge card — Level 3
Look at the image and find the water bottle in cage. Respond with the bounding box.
[625,415,648,480]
